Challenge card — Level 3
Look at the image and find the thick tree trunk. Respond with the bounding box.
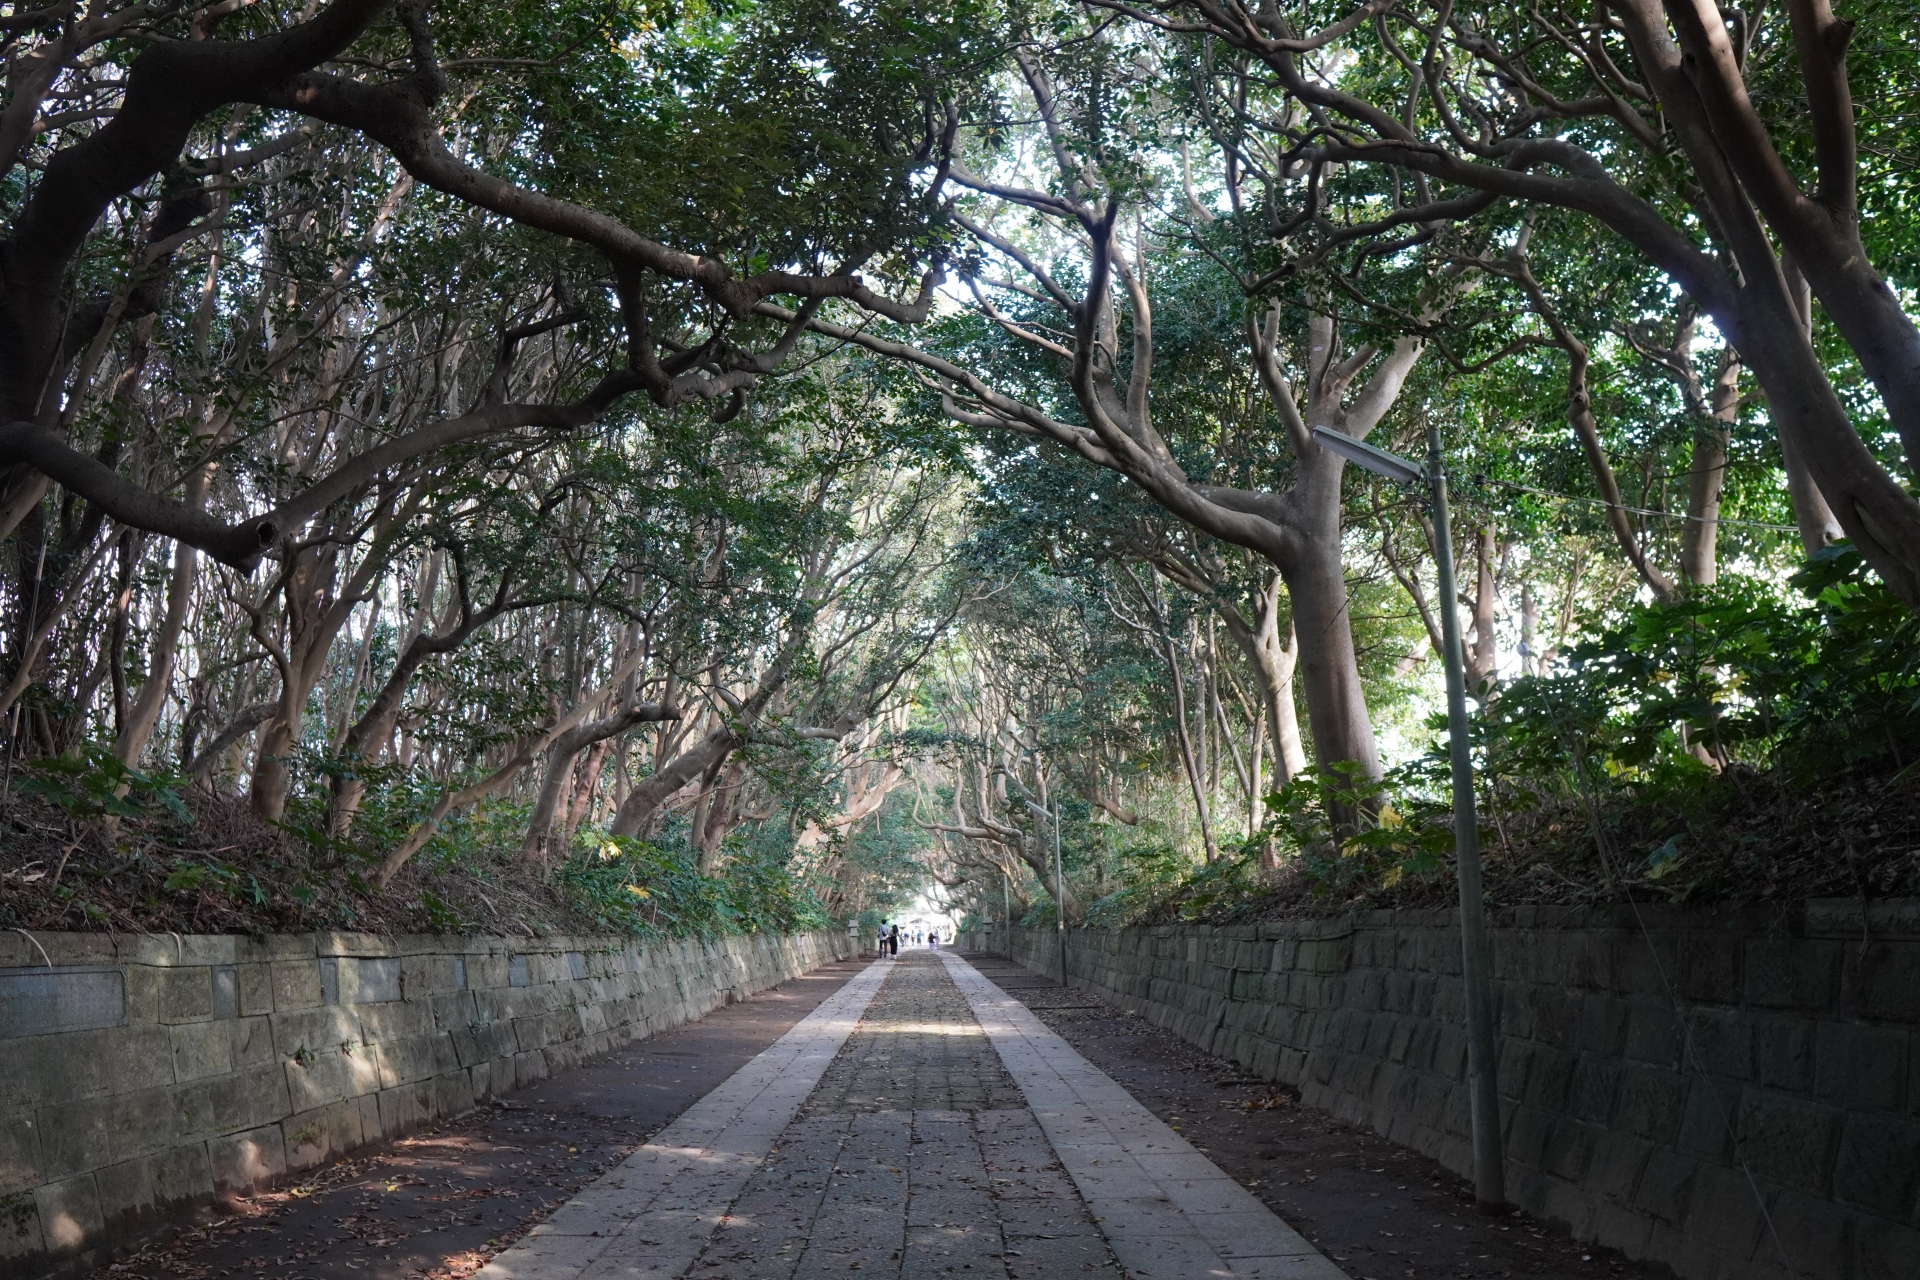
[114,536,196,766]
[1773,261,1847,558]
[692,757,746,873]
[1679,349,1737,585]
[1278,538,1380,789]
[1728,288,1920,598]
[1160,630,1218,863]
[521,702,680,862]
[1265,617,1307,783]
[607,724,742,838]
[1465,524,1499,694]
[1519,584,1540,677]
[562,738,611,846]
[1777,431,1845,558]
[1566,346,1679,601]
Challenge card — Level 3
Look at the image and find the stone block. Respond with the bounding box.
[1850,1218,1920,1280]
[1855,940,1920,1023]
[1744,937,1841,1012]
[1616,933,1679,998]
[1678,932,1744,1005]
[1590,1199,1653,1259]
[1681,1162,1765,1260]
[93,1155,155,1226]
[1687,1008,1754,1081]
[267,1004,359,1060]
[1734,1089,1842,1196]
[1830,1114,1920,1217]
[209,1124,285,1194]
[1578,994,1630,1056]
[1568,1056,1621,1124]
[237,963,275,1016]
[1523,1046,1575,1110]
[0,968,126,1038]
[233,1016,275,1069]
[121,964,160,1024]
[342,957,402,1005]
[32,1174,101,1254]
[1542,1117,1598,1182]
[512,1048,548,1087]
[0,1108,38,1197]
[271,960,322,1010]
[283,1043,380,1112]
[1750,1016,1815,1091]
[233,935,316,963]
[1506,1104,1552,1168]
[1676,1077,1740,1162]
[401,955,460,997]
[354,998,432,1042]
[353,1092,382,1143]
[38,1086,178,1178]
[149,1141,213,1209]
[1623,999,1680,1067]
[1587,1133,1651,1204]
[211,965,238,1021]
[157,966,213,1023]
[1606,1067,1681,1144]
[431,991,477,1033]
[1541,1173,1597,1238]
[170,1019,234,1082]
[376,1083,432,1137]
[1813,1022,1907,1111]
[0,1025,174,1113]
[175,1062,289,1136]
[431,1069,474,1120]
[282,1100,360,1172]
[1633,1149,1695,1223]
[469,955,509,990]
[29,937,116,967]
[315,933,393,957]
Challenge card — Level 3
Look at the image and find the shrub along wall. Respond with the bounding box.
[997,899,1920,1280]
[0,928,854,1276]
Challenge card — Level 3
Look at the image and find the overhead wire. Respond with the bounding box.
[1469,476,1802,532]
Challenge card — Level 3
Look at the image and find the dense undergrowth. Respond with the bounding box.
[1070,547,1920,925]
[7,548,1917,938]
[0,767,831,940]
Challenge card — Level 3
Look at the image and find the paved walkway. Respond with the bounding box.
[473,951,1347,1280]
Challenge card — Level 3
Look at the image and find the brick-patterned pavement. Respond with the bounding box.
[690,952,1122,1279]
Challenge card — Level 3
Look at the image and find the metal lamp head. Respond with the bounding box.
[1309,427,1424,486]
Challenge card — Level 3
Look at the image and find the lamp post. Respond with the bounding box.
[1309,424,1507,1212]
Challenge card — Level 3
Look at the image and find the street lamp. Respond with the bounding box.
[1311,423,1507,1213]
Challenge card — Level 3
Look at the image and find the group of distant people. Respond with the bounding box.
[875,922,949,956]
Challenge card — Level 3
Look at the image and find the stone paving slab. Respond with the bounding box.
[940,950,1348,1280]
[476,950,1347,1280]
[473,956,894,1280]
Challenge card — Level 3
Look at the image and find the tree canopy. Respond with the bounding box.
[1,0,1915,938]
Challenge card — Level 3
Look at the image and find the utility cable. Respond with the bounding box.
[1471,477,1801,533]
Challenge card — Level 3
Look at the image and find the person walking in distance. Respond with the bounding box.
[888,923,901,956]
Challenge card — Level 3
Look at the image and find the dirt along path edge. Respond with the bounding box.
[82,958,874,1280]
[960,951,1679,1280]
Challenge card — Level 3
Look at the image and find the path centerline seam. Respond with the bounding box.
[939,949,1351,1280]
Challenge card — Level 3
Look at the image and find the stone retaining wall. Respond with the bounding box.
[997,900,1920,1280]
[0,928,853,1276]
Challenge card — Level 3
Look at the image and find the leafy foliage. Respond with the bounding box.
[553,836,831,938]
